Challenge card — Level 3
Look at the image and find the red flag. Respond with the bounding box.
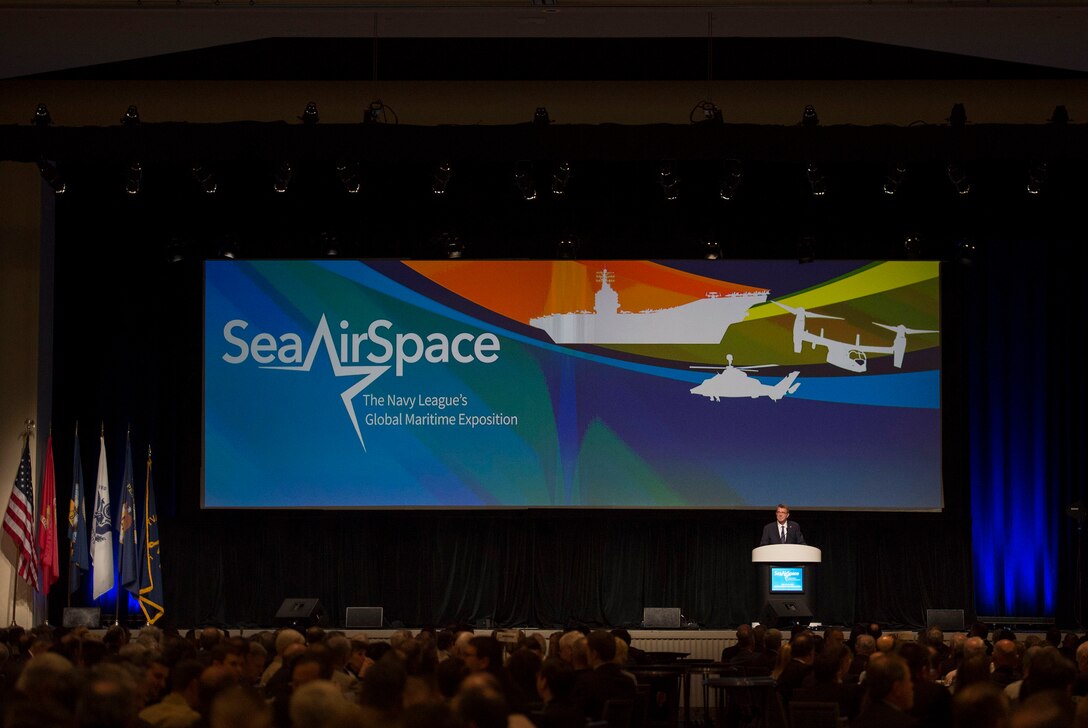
[37,435,59,591]
[3,439,39,591]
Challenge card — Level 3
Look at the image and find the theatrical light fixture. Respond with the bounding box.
[801,105,819,128]
[947,163,970,195]
[702,239,722,260]
[125,162,143,195]
[719,159,742,200]
[32,103,52,127]
[903,235,922,259]
[166,239,185,264]
[690,101,723,124]
[551,162,571,197]
[659,162,680,201]
[533,107,550,126]
[806,163,827,197]
[336,161,361,194]
[514,162,538,201]
[191,164,217,194]
[219,238,239,260]
[320,232,339,257]
[432,162,452,195]
[439,233,464,259]
[300,102,319,125]
[37,161,65,194]
[121,105,140,127]
[273,161,292,194]
[883,164,907,196]
[957,239,978,265]
[797,235,816,264]
[1026,161,1047,196]
[364,100,398,124]
[557,237,578,259]
[949,103,967,129]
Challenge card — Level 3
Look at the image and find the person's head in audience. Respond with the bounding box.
[1019,647,1075,702]
[305,626,326,646]
[611,628,633,646]
[865,654,913,711]
[855,634,876,657]
[506,647,543,702]
[289,679,357,728]
[165,658,203,709]
[1075,641,1088,674]
[198,627,222,652]
[358,655,408,719]
[436,630,456,658]
[141,656,170,706]
[274,628,305,659]
[955,654,992,693]
[868,623,883,640]
[451,631,475,661]
[790,632,815,664]
[753,624,767,652]
[823,627,844,649]
[1024,635,1042,650]
[876,634,896,654]
[992,640,1019,670]
[923,626,945,650]
[209,685,272,728]
[1043,628,1062,649]
[244,640,267,685]
[15,652,77,703]
[764,628,782,654]
[436,656,470,700]
[613,636,628,665]
[464,636,503,675]
[77,662,142,728]
[211,641,247,681]
[811,642,850,684]
[454,674,510,728]
[899,641,935,684]
[1011,689,1074,728]
[585,630,617,669]
[970,623,992,641]
[964,636,988,660]
[994,628,1017,644]
[558,631,581,665]
[537,657,576,704]
[952,682,1008,728]
[197,664,237,718]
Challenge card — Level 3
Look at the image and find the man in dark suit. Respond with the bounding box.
[851,654,917,728]
[571,630,636,722]
[760,504,805,545]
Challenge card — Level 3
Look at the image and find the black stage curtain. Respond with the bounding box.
[40,142,1085,629]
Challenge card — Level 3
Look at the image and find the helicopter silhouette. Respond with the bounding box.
[690,355,801,402]
[773,301,938,373]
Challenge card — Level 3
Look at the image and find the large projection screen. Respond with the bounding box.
[204,259,941,509]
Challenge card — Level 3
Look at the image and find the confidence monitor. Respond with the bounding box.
[770,566,805,594]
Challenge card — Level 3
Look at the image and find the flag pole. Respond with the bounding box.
[11,421,34,626]
[68,422,75,610]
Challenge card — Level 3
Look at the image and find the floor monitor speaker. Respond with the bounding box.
[642,607,681,628]
[344,606,383,628]
[274,598,326,628]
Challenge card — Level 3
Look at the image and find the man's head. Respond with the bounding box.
[855,634,876,656]
[876,634,896,654]
[211,642,247,681]
[865,654,913,710]
[586,630,617,668]
[993,639,1019,670]
[1075,641,1088,674]
[464,636,502,674]
[775,504,790,525]
[790,633,814,664]
[964,636,988,659]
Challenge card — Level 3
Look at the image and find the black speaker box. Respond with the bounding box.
[62,607,101,628]
[642,607,681,628]
[274,598,326,628]
[926,608,965,631]
[344,606,383,628]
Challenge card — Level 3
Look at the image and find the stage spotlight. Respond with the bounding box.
[1050,105,1069,125]
[883,164,906,196]
[660,162,679,201]
[440,233,464,259]
[125,162,143,195]
[37,161,66,194]
[948,104,967,129]
[797,235,816,264]
[432,162,452,195]
[946,163,970,195]
[551,162,571,197]
[1026,161,1047,196]
[806,163,827,197]
[319,232,339,257]
[121,105,140,127]
[273,161,292,194]
[336,161,361,194]
[691,101,723,124]
[166,238,185,264]
[219,237,239,260]
[719,159,742,200]
[702,239,722,260]
[514,162,538,201]
[32,103,52,127]
[533,107,550,126]
[957,239,978,265]
[801,105,819,128]
[903,235,922,258]
[557,236,578,259]
[364,99,398,124]
[300,102,319,125]
[191,164,217,194]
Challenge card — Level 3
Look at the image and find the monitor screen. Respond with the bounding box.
[203,259,942,509]
[770,566,804,593]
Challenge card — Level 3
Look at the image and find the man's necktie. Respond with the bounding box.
[780,525,786,543]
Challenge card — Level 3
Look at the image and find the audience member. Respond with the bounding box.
[951,682,1007,728]
[570,629,636,722]
[852,654,917,728]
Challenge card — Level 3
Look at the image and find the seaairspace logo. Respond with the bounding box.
[222,315,501,451]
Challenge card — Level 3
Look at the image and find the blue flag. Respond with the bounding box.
[118,434,140,596]
[138,452,164,625]
[67,431,90,594]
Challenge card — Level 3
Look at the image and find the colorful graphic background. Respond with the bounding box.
[204,259,941,509]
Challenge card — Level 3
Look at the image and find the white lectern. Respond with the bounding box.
[751,544,822,625]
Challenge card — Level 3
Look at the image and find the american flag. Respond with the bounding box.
[3,440,40,591]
